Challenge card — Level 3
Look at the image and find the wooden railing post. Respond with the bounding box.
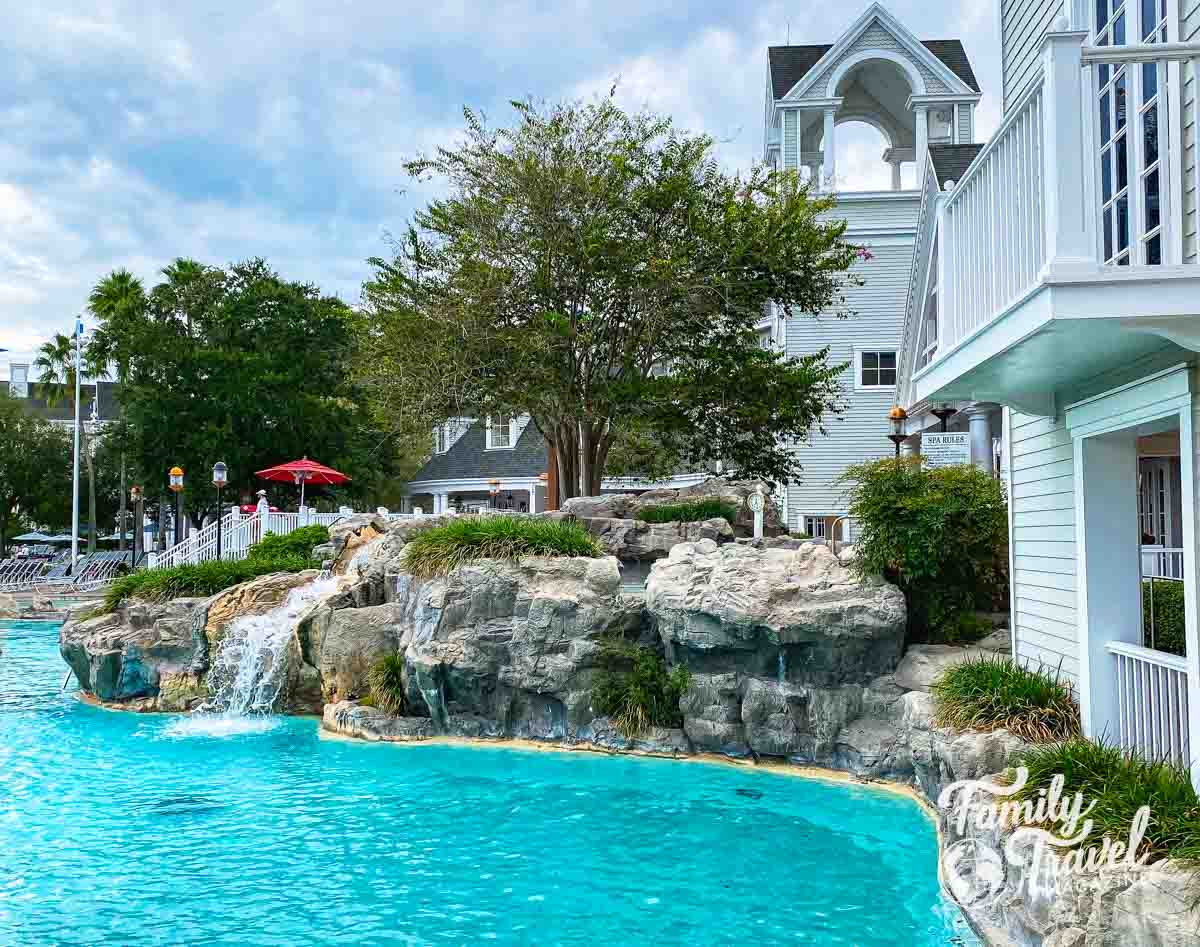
[1041,25,1093,270]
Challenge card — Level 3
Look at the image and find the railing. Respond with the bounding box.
[1107,640,1190,767]
[938,77,1047,353]
[1142,547,1185,580]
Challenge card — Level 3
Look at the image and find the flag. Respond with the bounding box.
[74,317,85,338]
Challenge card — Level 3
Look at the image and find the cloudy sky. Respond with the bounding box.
[0,1,1000,376]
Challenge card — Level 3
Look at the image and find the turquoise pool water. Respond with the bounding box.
[0,620,975,945]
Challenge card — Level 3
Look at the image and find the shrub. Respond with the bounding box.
[591,638,690,737]
[247,524,330,562]
[1144,579,1186,656]
[101,555,317,613]
[635,499,739,526]
[1015,738,1200,866]
[931,656,1080,743]
[840,457,1009,643]
[400,515,603,578]
[367,653,409,715]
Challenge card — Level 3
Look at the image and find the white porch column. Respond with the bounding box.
[1076,431,1142,741]
[913,106,928,179]
[528,482,539,514]
[890,160,902,191]
[822,108,836,190]
[965,404,993,472]
[1041,27,1093,265]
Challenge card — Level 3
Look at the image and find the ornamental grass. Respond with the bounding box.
[931,655,1081,743]
[634,499,739,525]
[399,514,603,579]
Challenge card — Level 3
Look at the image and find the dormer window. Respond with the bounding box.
[434,424,450,454]
[486,416,515,450]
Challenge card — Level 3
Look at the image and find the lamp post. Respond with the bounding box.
[169,466,184,546]
[212,462,228,560]
[887,406,909,458]
[931,403,957,432]
[488,479,501,510]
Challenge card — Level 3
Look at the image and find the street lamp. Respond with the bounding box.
[212,462,228,560]
[887,406,909,458]
[931,403,958,432]
[488,478,501,509]
[168,466,184,546]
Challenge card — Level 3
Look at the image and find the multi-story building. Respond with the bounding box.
[892,0,1200,781]
[761,4,984,537]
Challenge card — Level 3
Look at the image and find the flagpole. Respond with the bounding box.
[70,320,82,568]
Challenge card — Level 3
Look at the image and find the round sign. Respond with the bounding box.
[748,493,764,513]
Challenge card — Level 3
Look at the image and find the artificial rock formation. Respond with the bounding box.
[545,513,734,561]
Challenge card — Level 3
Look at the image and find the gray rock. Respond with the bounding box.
[558,514,734,561]
[314,603,404,703]
[559,494,637,519]
[322,700,434,742]
[60,597,210,705]
[895,644,999,693]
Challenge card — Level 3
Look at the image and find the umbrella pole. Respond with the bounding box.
[300,479,306,519]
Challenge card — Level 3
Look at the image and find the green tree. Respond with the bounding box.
[358,98,864,499]
[85,258,400,515]
[0,393,72,556]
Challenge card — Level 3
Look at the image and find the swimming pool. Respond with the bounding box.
[0,620,975,945]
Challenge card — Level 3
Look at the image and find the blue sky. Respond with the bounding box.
[0,1,1000,374]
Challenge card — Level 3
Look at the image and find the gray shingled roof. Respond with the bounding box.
[18,382,120,423]
[768,38,980,99]
[409,419,547,483]
[928,143,985,189]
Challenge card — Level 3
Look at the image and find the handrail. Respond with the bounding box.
[1105,639,1188,673]
[1081,40,1200,65]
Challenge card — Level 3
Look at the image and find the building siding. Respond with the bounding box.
[1001,0,1063,113]
[1009,410,1081,684]
[957,103,973,143]
[783,109,798,170]
[784,196,920,528]
[1184,1,1200,263]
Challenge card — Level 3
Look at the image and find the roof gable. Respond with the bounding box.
[408,418,547,484]
[769,3,978,102]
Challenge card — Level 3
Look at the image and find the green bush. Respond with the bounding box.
[931,656,1080,743]
[102,556,317,612]
[247,524,330,562]
[591,638,690,737]
[400,515,603,578]
[635,499,739,526]
[1016,738,1200,866]
[1144,579,1186,656]
[367,653,409,715]
[840,457,1009,643]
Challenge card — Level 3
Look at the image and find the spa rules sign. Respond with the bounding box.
[922,433,970,468]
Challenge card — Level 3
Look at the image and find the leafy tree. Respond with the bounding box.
[84,258,400,515]
[839,458,1009,644]
[358,98,864,499]
[0,393,72,555]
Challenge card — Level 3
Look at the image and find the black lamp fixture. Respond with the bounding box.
[888,406,909,458]
[212,462,228,560]
[931,403,958,432]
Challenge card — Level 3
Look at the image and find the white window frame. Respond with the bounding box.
[485,416,515,450]
[854,347,899,390]
[803,516,828,539]
[434,424,449,455]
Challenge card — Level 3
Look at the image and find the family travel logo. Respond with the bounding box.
[937,767,1152,907]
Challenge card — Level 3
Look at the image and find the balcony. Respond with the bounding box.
[910,28,1200,415]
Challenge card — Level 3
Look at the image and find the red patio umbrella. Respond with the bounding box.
[255,457,351,510]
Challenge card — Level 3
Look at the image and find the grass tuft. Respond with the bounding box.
[591,638,690,738]
[634,499,738,525]
[101,556,317,613]
[1015,738,1200,866]
[931,655,1081,743]
[367,653,409,715]
[400,515,603,578]
[247,524,330,562]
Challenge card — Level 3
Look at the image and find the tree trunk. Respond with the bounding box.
[118,452,126,552]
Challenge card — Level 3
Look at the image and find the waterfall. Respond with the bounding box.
[166,577,339,737]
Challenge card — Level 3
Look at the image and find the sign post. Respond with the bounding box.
[922,432,971,468]
[748,487,766,541]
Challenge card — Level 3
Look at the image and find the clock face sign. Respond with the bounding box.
[748,493,765,513]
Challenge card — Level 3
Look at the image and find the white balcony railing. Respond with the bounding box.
[1142,546,1185,580]
[1107,640,1190,767]
[925,29,1200,367]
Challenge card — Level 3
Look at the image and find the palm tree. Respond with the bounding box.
[34,331,98,554]
[87,270,146,552]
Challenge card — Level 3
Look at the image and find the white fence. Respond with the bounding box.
[1107,640,1191,768]
[1142,547,1185,581]
[939,78,1046,352]
[149,510,382,570]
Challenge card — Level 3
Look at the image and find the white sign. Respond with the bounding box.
[748,489,765,540]
[922,432,970,468]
